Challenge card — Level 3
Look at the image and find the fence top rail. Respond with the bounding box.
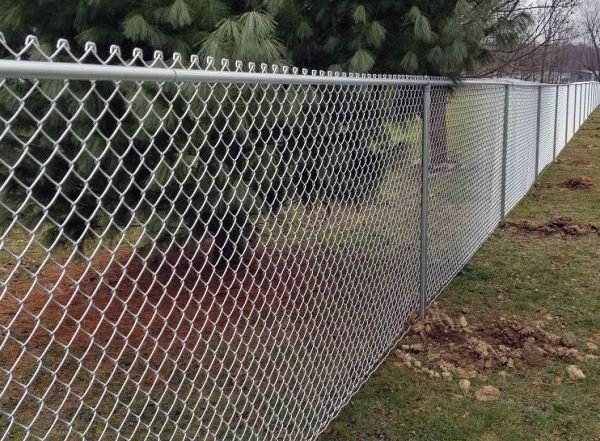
[0,34,598,88]
[2,59,598,88]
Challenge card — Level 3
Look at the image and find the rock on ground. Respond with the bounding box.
[567,365,586,381]
[475,385,501,402]
[459,379,471,392]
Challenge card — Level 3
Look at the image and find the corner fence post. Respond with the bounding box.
[553,85,559,160]
[535,85,542,178]
[419,83,432,319]
[500,84,510,223]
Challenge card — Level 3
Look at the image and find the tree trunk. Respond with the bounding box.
[430,87,451,169]
[540,43,548,83]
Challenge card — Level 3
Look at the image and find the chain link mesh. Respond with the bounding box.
[426,84,504,300]
[567,85,576,142]
[0,36,599,441]
[504,86,538,213]
[538,87,556,172]
[556,86,568,155]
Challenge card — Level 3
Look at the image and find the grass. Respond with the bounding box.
[317,110,600,441]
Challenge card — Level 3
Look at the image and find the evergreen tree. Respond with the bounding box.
[0,0,532,269]
[368,0,531,167]
[0,0,300,269]
[0,0,228,55]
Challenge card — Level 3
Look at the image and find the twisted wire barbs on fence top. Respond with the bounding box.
[0,34,599,441]
[0,32,440,82]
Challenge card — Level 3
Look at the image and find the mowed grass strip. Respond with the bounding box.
[318,110,600,441]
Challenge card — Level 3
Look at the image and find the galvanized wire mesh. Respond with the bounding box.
[504,86,539,213]
[556,86,568,155]
[538,87,556,172]
[426,84,504,300]
[0,36,599,441]
[567,85,576,142]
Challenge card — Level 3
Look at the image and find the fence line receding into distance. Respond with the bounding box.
[0,35,599,441]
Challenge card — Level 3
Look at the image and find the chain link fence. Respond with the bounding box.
[0,35,599,441]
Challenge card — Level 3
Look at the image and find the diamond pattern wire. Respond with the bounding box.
[426,85,504,300]
[504,86,538,213]
[0,35,598,441]
[576,85,581,129]
[538,87,556,172]
[556,86,568,155]
[567,85,576,142]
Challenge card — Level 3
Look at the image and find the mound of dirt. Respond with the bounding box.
[503,216,599,237]
[562,177,594,189]
[394,304,598,379]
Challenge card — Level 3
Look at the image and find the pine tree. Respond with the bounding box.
[0,0,300,269]
[366,0,531,167]
[0,0,532,268]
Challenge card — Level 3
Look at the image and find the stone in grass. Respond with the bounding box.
[567,365,586,381]
[475,385,501,402]
[459,379,471,392]
[586,341,599,352]
[560,332,577,348]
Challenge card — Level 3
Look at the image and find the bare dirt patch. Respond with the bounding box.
[567,159,591,166]
[533,181,553,190]
[393,304,597,379]
[562,176,595,189]
[502,216,599,237]
[0,241,330,389]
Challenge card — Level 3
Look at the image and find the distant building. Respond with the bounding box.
[573,70,599,82]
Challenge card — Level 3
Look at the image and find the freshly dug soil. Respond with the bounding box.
[562,177,594,189]
[502,216,599,237]
[394,304,597,379]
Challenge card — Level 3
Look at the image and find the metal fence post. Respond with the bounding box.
[553,85,559,160]
[585,83,590,119]
[587,83,590,116]
[589,83,591,115]
[580,84,584,125]
[573,84,577,135]
[584,84,587,119]
[419,84,432,318]
[580,84,584,126]
[535,85,542,178]
[500,84,510,223]
[565,84,570,145]
[585,83,588,117]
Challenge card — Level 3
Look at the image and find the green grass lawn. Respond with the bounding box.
[317,110,600,441]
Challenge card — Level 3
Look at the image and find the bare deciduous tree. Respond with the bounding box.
[580,0,600,80]
[478,0,579,80]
